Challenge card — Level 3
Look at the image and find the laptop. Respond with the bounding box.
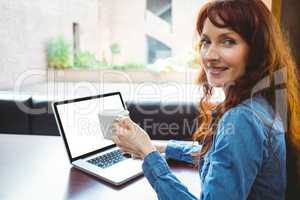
[52,92,143,185]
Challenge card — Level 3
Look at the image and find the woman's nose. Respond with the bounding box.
[204,45,220,61]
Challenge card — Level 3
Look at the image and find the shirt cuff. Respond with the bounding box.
[165,140,184,160]
[142,151,171,185]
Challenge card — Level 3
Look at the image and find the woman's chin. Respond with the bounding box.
[208,81,226,88]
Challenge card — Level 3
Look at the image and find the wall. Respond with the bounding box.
[0,0,100,90]
[172,0,204,58]
[98,0,146,65]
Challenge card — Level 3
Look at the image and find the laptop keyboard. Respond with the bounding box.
[87,149,126,168]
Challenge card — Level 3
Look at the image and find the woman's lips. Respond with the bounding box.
[208,66,229,76]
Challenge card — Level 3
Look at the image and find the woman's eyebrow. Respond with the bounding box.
[218,31,236,37]
[200,33,209,38]
[201,31,236,38]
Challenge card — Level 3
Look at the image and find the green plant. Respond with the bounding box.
[112,62,145,70]
[110,42,121,54]
[109,42,121,66]
[74,51,108,69]
[47,37,71,69]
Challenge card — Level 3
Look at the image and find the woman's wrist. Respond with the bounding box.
[141,145,157,159]
[152,140,167,154]
[156,144,167,153]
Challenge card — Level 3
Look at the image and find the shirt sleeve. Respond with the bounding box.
[165,140,202,164]
[143,151,198,200]
[200,107,266,200]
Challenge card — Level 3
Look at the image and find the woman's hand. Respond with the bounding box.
[111,117,156,159]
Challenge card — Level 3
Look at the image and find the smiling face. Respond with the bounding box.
[200,18,250,89]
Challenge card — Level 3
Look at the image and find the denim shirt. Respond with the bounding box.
[142,96,286,200]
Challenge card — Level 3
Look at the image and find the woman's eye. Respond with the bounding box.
[222,38,236,46]
[200,39,210,47]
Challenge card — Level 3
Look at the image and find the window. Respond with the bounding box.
[97,0,203,73]
[147,35,171,64]
[147,0,172,24]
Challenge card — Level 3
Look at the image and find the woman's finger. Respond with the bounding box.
[111,135,121,145]
[116,141,138,153]
[116,127,132,140]
[118,145,134,154]
[119,116,135,131]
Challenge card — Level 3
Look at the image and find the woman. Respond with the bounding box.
[112,0,300,199]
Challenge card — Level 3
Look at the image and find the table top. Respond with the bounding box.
[0,134,200,200]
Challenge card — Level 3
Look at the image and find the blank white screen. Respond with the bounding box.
[56,94,125,158]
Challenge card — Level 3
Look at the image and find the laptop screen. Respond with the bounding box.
[55,93,125,158]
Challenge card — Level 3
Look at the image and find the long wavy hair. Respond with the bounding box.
[192,0,300,182]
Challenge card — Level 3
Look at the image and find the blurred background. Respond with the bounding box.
[0,0,298,90]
